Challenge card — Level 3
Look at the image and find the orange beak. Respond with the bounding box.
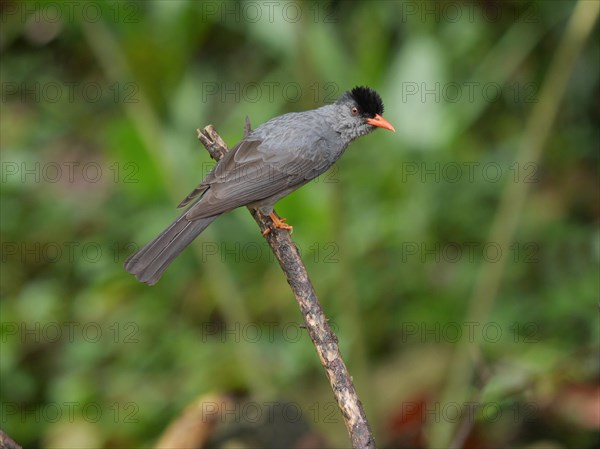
[366,114,396,132]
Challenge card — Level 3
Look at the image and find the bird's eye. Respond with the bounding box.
[351,106,359,115]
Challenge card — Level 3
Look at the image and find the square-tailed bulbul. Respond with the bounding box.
[125,86,395,284]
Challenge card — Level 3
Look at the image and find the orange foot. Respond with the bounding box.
[262,212,293,236]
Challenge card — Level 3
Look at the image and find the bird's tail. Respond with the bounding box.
[124,212,220,285]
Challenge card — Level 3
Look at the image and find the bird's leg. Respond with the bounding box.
[262,212,293,236]
[270,213,293,231]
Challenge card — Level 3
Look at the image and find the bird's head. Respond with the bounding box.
[332,86,395,141]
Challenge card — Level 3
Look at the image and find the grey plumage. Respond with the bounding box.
[125,86,394,284]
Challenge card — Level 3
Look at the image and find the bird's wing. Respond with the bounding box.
[184,137,332,220]
[175,139,257,209]
[177,184,209,208]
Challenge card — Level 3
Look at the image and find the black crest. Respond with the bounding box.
[349,86,384,117]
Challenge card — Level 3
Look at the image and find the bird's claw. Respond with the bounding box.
[262,213,293,236]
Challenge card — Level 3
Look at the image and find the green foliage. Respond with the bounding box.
[1,1,598,448]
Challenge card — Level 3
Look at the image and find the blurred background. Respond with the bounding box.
[1,1,598,448]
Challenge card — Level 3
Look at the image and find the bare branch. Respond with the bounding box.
[195,123,376,449]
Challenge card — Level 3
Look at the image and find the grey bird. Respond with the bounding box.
[125,86,395,284]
